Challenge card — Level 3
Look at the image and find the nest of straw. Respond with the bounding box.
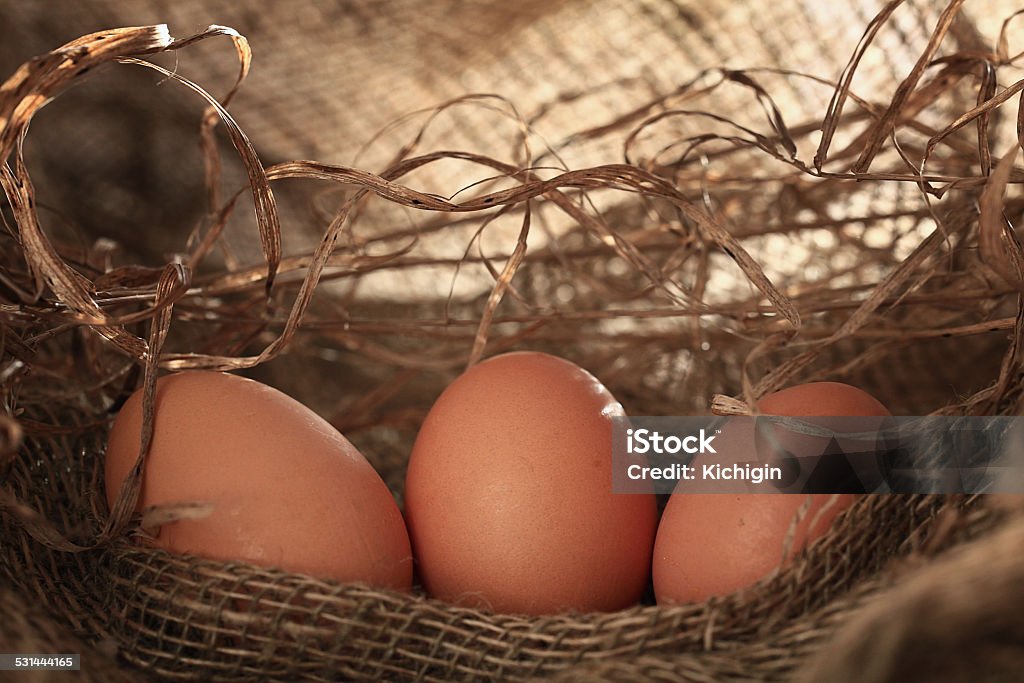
[3,4,1024,680]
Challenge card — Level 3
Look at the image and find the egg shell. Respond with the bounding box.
[759,382,891,417]
[405,352,658,615]
[105,371,413,590]
[653,382,890,604]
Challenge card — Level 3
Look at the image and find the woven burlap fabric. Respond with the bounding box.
[0,424,1007,681]
[0,422,989,682]
[543,502,1013,683]
[795,506,1024,683]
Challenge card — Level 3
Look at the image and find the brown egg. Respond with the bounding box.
[653,382,890,604]
[105,371,412,590]
[759,382,890,418]
[405,352,658,615]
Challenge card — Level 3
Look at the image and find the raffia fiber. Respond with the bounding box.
[0,0,1011,268]
[3,1,1024,681]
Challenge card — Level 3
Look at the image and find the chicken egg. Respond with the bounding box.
[653,382,890,604]
[104,371,413,590]
[405,352,657,615]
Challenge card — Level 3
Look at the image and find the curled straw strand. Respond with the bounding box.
[0,26,230,548]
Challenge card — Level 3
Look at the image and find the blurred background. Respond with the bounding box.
[4,0,1017,264]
